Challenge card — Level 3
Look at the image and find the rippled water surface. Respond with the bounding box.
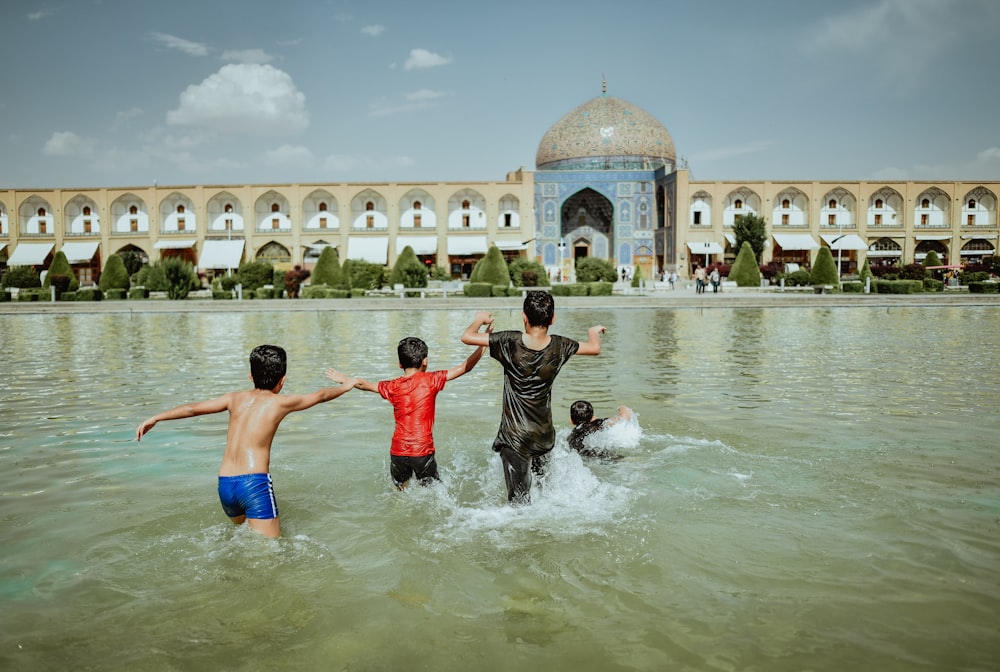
[1,305,998,671]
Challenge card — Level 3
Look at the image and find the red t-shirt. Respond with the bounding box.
[377,370,448,457]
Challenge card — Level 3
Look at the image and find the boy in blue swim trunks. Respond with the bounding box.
[135,344,359,538]
[325,333,488,489]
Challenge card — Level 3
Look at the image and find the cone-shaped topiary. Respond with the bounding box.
[630,265,644,288]
[388,245,428,288]
[858,257,873,287]
[43,251,79,291]
[98,253,131,291]
[469,246,511,287]
[810,247,839,286]
[310,246,343,287]
[922,250,942,267]
[728,242,762,287]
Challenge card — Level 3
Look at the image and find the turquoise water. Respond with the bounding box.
[1,305,998,671]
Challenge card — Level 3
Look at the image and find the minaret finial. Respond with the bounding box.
[602,75,606,95]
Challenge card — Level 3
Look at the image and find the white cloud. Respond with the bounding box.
[870,148,1000,180]
[113,107,144,128]
[221,49,274,64]
[977,147,1000,162]
[42,131,97,157]
[404,48,451,70]
[369,89,451,117]
[322,153,415,173]
[261,144,316,166]
[361,25,385,36]
[151,32,210,57]
[27,9,54,21]
[166,64,308,135]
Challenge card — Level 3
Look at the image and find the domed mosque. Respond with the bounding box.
[532,81,678,281]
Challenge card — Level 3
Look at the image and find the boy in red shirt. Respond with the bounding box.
[326,334,488,488]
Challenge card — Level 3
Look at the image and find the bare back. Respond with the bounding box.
[219,388,296,476]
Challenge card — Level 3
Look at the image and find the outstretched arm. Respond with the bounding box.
[136,394,231,442]
[605,405,634,428]
[461,311,494,348]
[576,325,607,356]
[325,368,378,393]
[280,377,361,413]
[447,323,492,381]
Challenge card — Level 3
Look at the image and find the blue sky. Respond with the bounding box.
[2,0,999,189]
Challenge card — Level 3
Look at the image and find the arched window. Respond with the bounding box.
[968,199,976,209]
[735,199,743,210]
[83,206,91,216]
[875,199,883,209]
[462,199,470,209]
[921,198,930,208]
[366,201,374,211]
[271,203,280,213]
[177,205,185,213]
[414,201,422,210]
[130,205,138,215]
[829,199,837,209]
[782,199,790,209]
[38,207,46,216]
[319,202,328,211]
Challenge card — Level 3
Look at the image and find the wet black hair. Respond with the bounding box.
[570,400,594,425]
[397,336,428,370]
[523,291,555,328]
[249,344,287,390]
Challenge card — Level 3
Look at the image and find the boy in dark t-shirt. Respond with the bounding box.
[567,400,634,458]
[326,335,487,489]
[461,292,606,504]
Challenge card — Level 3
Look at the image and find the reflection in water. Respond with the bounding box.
[0,306,998,671]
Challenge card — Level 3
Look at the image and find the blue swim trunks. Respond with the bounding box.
[218,473,279,520]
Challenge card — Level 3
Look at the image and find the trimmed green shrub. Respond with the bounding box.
[49,274,72,297]
[728,242,762,287]
[161,258,200,300]
[922,250,942,268]
[923,278,944,292]
[344,259,386,290]
[212,290,232,300]
[236,260,275,292]
[785,269,812,287]
[218,275,239,291]
[550,284,571,296]
[858,257,873,288]
[0,290,10,302]
[389,245,428,288]
[874,280,923,294]
[105,288,127,300]
[506,286,521,297]
[810,247,839,286]
[575,257,616,283]
[588,281,613,296]
[1,265,42,289]
[842,282,864,293]
[311,247,343,287]
[508,259,550,287]
[491,284,509,297]
[462,282,493,297]
[968,282,999,293]
[99,254,131,292]
[470,246,511,286]
[43,251,79,291]
[129,287,150,300]
[326,288,351,299]
[18,289,41,301]
[76,287,103,301]
[58,291,76,301]
[567,283,589,296]
[302,284,328,299]
[630,265,644,288]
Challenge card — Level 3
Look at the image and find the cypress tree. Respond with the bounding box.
[389,245,427,288]
[810,247,839,286]
[728,242,761,287]
[469,246,511,286]
[98,253,131,291]
[310,246,343,287]
[922,250,942,268]
[43,251,79,291]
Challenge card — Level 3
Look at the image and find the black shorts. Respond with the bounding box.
[390,453,440,488]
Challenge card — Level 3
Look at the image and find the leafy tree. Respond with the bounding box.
[388,245,428,288]
[310,246,343,287]
[99,253,131,291]
[428,264,450,281]
[469,246,510,286]
[43,251,79,291]
[630,265,644,288]
[508,258,550,287]
[236,260,275,292]
[575,256,617,282]
[728,241,762,287]
[1,266,41,289]
[283,265,311,298]
[899,263,928,281]
[161,257,200,299]
[344,259,386,290]
[922,250,942,267]
[732,213,768,263]
[118,249,145,276]
[810,247,839,286]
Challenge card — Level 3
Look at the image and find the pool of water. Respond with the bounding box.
[1,305,998,670]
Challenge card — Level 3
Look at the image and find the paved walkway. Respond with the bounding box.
[1,284,993,315]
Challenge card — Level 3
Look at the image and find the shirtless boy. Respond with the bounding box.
[461,292,605,504]
[135,344,359,538]
[325,333,488,489]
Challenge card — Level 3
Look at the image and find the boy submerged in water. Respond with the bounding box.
[461,292,606,504]
[325,334,488,489]
[135,344,359,538]
[567,400,634,459]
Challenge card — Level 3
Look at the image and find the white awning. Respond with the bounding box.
[395,236,438,255]
[686,241,724,254]
[961,247,995,256]
[915,235,951,241]
[305,242,337,253]
[59,241,100,264]
[866,250,902,257]
[154,239,196,250]
[199,240,245,269]
[820,234,868,251]
[494,236,528,251]
[447,235,488,255]
[347,236,388,264]
[961,234,998,239]
[7,243,54,266]
[772,234,820,251]
[724,233,736,246]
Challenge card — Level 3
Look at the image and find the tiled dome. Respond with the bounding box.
[535,94,676,171]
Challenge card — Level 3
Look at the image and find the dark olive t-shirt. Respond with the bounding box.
[489,330,579,458]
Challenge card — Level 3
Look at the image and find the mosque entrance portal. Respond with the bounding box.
[561,188,612,262]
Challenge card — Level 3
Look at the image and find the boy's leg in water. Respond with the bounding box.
[500,445,532,504]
